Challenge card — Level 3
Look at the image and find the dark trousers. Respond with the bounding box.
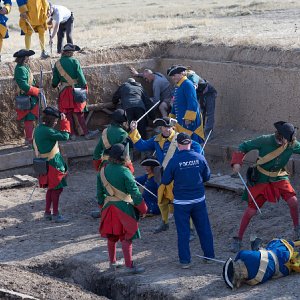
[126,107,147,139]
[174,201,215,264]
[57,14,74,53]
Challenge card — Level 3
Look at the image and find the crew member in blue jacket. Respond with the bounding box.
[0,0,12,61]
[160,132,214,268]
[129,117,203,234]
[223,238,300,289]
[135,156,160,215]
[167,65,204,144]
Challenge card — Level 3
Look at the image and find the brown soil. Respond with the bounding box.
[1,160,300,299]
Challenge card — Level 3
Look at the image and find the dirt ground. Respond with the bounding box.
[2,0,300,62]
[2,1,300,299]
[1,159,300,299]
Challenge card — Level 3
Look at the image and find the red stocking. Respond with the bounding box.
[287,196,299,227]
[121,239,133,267]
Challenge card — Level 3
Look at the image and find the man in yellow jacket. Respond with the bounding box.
[17,0,50,59]
[0,0,12,62]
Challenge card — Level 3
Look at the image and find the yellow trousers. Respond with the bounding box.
[0,38,3,53]
[158,197,174,224]
[24,25,46,50]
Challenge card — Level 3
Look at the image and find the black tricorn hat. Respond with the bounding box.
[13,49,35,58]
[62,43,81,52]
[274,121,295,142]
[223,258,234,289]
[111,109,127,123]
[109,143,126,160]
[167,65,187,76]
[153,117,177,128]
[177,132,192,145]
[140,156,160,167]
[43,106,61,118]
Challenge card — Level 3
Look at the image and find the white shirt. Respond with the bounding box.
[52,5,71,24]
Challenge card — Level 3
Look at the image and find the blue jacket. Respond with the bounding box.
[135,174,160,215]
[161,149,210,200]
[235,239,293,284]
[170,77,204,144]
[131,130,202,165]
[0,0,12,38]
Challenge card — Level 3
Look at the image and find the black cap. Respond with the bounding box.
[140,156,160,167]
[13,49,35,58]
[274,121,295,142]
[109,143,126,160]
[153,117,177,128]
[62,43,81,52]
[223,258,234,289]
[43,106,61,118]
[167,65,187,76]
[111,109,127,123]
[177,132,192,145]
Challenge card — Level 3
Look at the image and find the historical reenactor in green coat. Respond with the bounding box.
[33,106,70,223]
[231,121,300,252]
[91,109,133,219]
[97,143,147,274]
[52,43,97,140]
[93,109,133,173]
[14,49,40,145]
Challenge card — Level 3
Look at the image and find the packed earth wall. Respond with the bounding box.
[1,42,300,144]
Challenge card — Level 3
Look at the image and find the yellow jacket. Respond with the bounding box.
[18,0,49,33]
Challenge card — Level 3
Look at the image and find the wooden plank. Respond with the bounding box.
[0,175,37,190]
[205,174,244,194]
[0,177,22,189]
[0,288,38,300]
[13,174,37,185]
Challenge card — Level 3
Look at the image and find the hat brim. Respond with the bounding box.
[223,258,234,289]
[63,45,81,52]
[153,118,176,128]
[43,106,61,118]
[140,158,160,167]
[13,50,35,58]
[167,66,187,76]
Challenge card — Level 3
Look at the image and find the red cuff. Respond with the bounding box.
[60,119,71,133]
[93,159,102,171]
[27,86,40,97]
[135,200,148,215]
[85,84,88,93]
[125,161,135,174]
[231,152,245,166]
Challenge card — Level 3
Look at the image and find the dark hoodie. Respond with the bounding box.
[112,81,147,110]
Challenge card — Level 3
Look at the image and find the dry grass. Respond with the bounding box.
[1,0,300,61]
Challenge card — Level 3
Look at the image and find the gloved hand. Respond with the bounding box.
[232,163,241,174]
[130,120,138,131]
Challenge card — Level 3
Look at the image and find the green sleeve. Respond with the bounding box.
[238,135,268,153]
[52,66,60,88]
[15,66,30,93]
[48,128,70,141]
[292,141,300,154]
[75,60,87,87]
[96,173,106,205]
[123,168,142,205]
[93,138,104,160]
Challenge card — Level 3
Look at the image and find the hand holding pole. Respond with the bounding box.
[238,172,262,214]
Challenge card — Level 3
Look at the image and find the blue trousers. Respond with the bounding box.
[174,201,215,264]
[203,92,217,137]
